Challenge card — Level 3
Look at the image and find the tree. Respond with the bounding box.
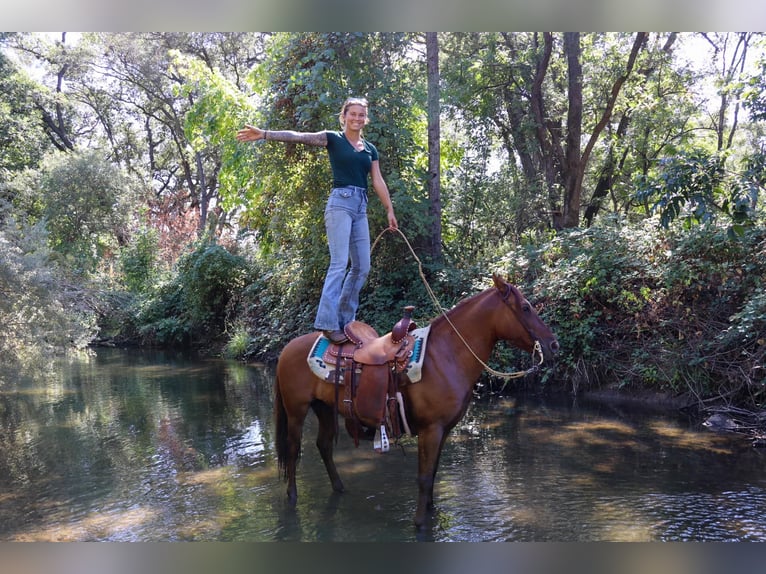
[0,34,55,183]
[426,32,443,263]
[699,32,757,153]
[536,32,648,228]
[0,201,96,368]
[230,33,426,261]
[4,33,85,152]
[442,32,650,231]
[583,33,681,226]
[40,33,267,241]
[633,33,766,235]
[9,149,138,274]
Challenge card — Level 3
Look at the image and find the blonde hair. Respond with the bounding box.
[338,97,369,128]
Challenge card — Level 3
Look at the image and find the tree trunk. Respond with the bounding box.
[562,32,583,229]
[530,33,561,227]
[426,32,443,263]
[196,151,208,235]
[561,32,647,229]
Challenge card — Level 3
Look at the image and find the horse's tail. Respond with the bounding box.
[273,372,289,482]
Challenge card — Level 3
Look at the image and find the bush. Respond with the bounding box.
[500,217,766,405]
[0,205,97,370]
[502,220,664,388]
[222,323,253,359]
[176,241,250,328]
[120,227,161,294]
[232,256,317,360]
[134,239,250,347]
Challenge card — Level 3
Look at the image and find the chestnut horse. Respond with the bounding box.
[274,274,559,528]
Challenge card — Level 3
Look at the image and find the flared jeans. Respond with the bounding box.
[314,185,370,331]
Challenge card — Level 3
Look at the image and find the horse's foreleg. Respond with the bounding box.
[414,425,447,529]
[313,402,345,494]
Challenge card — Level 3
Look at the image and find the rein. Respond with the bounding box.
[371,228,544,380]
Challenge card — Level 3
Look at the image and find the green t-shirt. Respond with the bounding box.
[325,130,379,189]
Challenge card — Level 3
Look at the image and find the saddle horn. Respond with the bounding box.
[392,306,416,344]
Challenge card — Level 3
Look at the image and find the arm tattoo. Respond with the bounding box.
[267,130,327,147]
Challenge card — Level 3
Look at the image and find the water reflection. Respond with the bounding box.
[1,348,765,541]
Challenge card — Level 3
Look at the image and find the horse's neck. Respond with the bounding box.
[432,289,498,359]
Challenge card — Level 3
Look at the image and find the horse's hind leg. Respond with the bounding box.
[312,401,345,493]
[284,415,305,505]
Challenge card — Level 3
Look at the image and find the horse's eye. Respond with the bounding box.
[522,304,530,313]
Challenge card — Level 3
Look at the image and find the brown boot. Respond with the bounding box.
[323,329,349,344]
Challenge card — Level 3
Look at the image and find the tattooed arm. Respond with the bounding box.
[236,125,327,147]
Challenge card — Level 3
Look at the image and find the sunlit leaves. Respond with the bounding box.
[173,51,256,215]
[634,149,761,236]
[0,204,97,368]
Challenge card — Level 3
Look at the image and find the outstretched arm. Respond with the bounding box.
[236,124,327,147]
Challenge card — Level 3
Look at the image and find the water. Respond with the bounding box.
[1,348,765,542]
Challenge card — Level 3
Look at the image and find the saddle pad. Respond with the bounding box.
[307,334,333,381]
[306,325,431,383]
[402,325,430,383]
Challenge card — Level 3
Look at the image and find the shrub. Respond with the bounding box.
[176,241,250,329]
[496,216,765,403]
[134,239,250,346]
[120,227,160,293]
[0,206,97,370]
[223,323,253,359]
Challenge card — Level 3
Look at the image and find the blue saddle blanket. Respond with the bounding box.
[308,324,431,383]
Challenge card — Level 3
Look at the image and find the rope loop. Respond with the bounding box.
[371,227,543,380]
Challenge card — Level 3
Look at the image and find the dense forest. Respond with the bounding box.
[1,32,765,413]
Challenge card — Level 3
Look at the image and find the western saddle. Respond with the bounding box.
[321,306,418,451]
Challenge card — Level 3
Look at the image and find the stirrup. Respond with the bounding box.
[373,425,389,453]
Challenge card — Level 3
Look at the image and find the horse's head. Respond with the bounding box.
[492,274,559,362]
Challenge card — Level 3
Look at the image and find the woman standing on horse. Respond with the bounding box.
[236,97,398,344]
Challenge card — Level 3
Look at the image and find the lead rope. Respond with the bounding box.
[370,227,543,380]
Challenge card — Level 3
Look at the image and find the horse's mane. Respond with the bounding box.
[427,286,495,329]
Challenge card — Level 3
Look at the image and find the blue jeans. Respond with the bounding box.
[314,186,370,331]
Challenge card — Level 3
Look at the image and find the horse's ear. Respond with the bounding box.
[493,274,524,306]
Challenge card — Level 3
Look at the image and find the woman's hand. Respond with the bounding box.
[236,125,265,142]
[387,209,399,230]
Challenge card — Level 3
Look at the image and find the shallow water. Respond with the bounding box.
[1,348,764,541]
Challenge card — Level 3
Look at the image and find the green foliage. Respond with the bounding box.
[235,32,426,255]
[176,241,250,327]
[119,227,160,293]
[634,149,760,236]
[223,323,253,359]
[136,280,189,346]
[0,50,51,180]
[135,240,250,346]
[232,255,318,360]
[499,218,766,403]
[505,220,663,380]
[723,290,766,348]
[173,51,256,216]
[0,202,97,370]
[742,56,766,122]
[8,149,138,275]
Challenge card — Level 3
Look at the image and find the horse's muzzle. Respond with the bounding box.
[540,338,560,362]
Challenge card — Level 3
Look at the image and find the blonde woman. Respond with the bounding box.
[237,97,398,343]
